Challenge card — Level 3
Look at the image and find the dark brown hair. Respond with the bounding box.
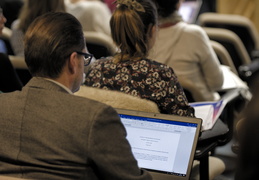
[151,0,180,18]
[24,12,85,78]
[19,0,65,33]
[110,0,157,62]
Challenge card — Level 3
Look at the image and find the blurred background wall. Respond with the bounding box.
[217,0,259,33]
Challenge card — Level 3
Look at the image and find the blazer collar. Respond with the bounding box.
[25,77,72,94]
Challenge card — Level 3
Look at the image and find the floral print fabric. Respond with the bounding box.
[85,57,194,117]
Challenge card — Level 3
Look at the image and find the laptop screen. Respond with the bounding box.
[179,0,202,24]
[116,109,202,179]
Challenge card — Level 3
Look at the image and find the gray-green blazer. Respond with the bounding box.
[0,77,151,180]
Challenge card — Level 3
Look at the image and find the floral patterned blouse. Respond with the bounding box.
[85,57,194,117]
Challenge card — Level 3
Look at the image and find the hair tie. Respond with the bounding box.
[113,0,145,12]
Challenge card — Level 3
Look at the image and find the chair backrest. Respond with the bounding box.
[203,27,252,77]
[8,55,28,69]
[84,31,117,59]
[210,40,238,75]
[0,176,28,180]
[75,86,160,113]
[198,12,259,58]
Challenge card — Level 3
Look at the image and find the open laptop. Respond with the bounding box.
[116,109,202,180]
[179,0,202,24]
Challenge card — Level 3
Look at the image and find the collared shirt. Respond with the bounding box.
[44,78,73,94]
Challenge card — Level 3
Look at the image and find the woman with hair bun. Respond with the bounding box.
[85,0,194,117]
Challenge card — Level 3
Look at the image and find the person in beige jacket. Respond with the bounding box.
[149,0,224,102]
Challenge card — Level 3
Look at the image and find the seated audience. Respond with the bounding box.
[84,0,194,117]
[149,0,224,101]
[0,7,23,92]
[0,12,151,180]
[10,0,66,56]
[65,0,111,36]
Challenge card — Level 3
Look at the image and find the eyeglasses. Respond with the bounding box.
[76,52,93,66]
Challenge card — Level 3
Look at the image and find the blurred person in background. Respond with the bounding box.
[0,0,24,29]
[10,0,65,56]
[65,0,111,36]
[149,0,224,102]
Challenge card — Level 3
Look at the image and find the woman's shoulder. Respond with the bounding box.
[145,58,174,72]
[178,21,207,38]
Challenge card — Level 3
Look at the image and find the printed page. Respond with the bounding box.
[190,100,224,130]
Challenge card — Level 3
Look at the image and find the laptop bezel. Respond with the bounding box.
[115,108,202,180]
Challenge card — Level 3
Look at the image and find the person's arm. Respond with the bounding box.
[89,106,152,180]
[154,65,195,117]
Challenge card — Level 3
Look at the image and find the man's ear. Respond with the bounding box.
[68,52,78,74]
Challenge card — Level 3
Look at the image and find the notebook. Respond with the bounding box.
[116,109,202,180]
[179,0,202,24]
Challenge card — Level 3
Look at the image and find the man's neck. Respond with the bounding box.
[44,78,73,94]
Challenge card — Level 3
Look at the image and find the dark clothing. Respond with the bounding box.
[0,53,23,92]
[0,0,24,28]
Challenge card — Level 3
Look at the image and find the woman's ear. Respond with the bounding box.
[147,24,154,38]
[151,25,158,37]
[148,24,158,38]
[148,25,158,48]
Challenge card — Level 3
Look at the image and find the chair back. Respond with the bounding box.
[84,31,117,59]
[210,40,238,75]
[198,12,259,58]
[75,86,160,113]
[0,176,28,180]
[203,27,252,77]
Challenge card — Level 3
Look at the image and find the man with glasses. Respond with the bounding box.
[0,12,151,180]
